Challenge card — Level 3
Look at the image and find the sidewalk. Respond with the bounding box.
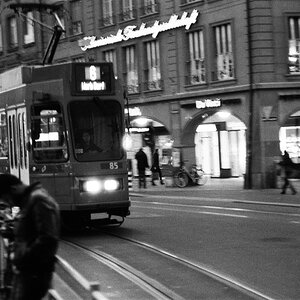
[130,177,300,208]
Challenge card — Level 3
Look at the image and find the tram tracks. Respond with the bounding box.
[60,231,274,300]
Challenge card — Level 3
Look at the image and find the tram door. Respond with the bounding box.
[7,106,29,184]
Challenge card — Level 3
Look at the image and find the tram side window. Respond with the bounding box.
[31,102,68,162]
[0,112,8,158]
[69,100,123,161]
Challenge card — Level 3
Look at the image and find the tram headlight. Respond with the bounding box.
[104,179,119,191]
[83,180,102,193]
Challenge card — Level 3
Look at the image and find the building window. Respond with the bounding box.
[143,0,158,15]
[187,30,205,85]
[214,23,234,81]
[144,40,161,90]
[104,49,117,77]
[8,16,18,49]
[0,24,3,52]
[123,46,139,94]
[122,0,134,21]
[288,17,300,74]
[23,12,35,44]
[103,0,114,26]
[70,0,82,35]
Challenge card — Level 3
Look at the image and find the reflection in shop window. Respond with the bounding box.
[288,17,300,74]
[280,126,300,163]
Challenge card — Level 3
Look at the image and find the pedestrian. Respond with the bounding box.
[0,174,60,300]
[151,149,164,185]
[135,148,149,188]
[280,151,297,195]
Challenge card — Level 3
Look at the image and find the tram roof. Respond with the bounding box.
[0,62,72,93]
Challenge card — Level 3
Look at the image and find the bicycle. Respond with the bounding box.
[0,203,16,300]
[173,164,208,188]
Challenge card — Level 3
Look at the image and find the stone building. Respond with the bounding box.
[0,0,300,188]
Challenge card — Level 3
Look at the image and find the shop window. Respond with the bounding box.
[23,11,35,44]
[103,49,117,77]
[288,17,300,74]
[8,16,18,49]
[213,23,234,81]
[123,45,139,94]
[144,40,162,91]
[187,30,206,85]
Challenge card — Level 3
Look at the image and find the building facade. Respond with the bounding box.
[0,0,300,188]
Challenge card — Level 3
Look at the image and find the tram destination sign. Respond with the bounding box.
[71,63,114,95]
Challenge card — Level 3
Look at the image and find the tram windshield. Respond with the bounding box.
[69,99,123,161]
[31,102,68,162]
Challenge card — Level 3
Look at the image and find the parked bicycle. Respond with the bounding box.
[173,164,208,188]
[0,203,16,300]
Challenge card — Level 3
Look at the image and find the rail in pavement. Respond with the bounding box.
[46,255,108,300]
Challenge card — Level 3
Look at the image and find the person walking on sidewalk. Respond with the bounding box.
[135,148,149,188]
[151,149,164,186]
[280,151,297,195]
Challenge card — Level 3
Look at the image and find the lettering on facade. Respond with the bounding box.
[196,98,221,109]
[125,107,142,117]
[78,10,199,51]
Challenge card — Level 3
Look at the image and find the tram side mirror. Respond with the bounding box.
[26,141,31,152]
[31,119,41,141]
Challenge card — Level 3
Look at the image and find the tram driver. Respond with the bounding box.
[77,130,103,155]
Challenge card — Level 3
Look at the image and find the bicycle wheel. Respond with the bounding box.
[174,172,189,188]
[196,169,208,186]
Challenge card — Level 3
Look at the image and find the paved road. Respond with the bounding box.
[130,177,300,208]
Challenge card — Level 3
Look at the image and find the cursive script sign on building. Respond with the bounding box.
[78,9,199,51]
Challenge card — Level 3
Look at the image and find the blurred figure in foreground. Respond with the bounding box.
[0,174,60,300]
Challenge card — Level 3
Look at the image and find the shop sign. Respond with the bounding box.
[129,127,149,133]
[125,107,142,117]
[78,10,199,51]
[196,98,221,109]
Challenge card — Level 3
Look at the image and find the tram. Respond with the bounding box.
[0,62,130,227]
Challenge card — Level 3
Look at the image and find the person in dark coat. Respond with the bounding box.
[151,149,164,185]
[135,148,149,188]
[280,151,297,195]
[0,174,60,300]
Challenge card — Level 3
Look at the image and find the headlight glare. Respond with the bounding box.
[84,180,102,193]
[104,179,119,191]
